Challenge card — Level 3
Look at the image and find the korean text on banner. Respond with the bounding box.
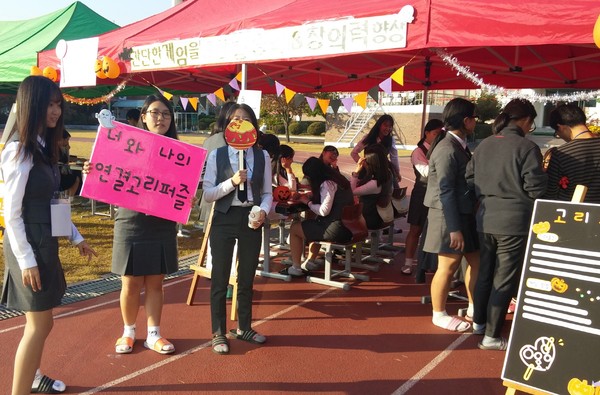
[80,121,207,223]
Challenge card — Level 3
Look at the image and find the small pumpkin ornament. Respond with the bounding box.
[273,186,291,202]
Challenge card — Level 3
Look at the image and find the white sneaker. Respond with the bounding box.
[301,260,319,271]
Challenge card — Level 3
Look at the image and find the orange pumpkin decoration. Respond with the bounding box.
[95,59,107,79]
[102,56,120,79]
[42,66,58,82]
[273,186,291,202]
[224,119,257,150]
[30,66,43,76]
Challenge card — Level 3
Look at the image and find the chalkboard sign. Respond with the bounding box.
[502,199,600,395]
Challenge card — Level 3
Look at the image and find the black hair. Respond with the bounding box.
[302,156,350,203]
[442,98,476,133]
[139,94,178,139]
[359,144,391,188]
[12,75,64,164]
[276,145,295,183]
[493,98,537,134]
[363,114,394,149]
[549,104,587,130]
[212,101,236,135]
[424,118,444,132]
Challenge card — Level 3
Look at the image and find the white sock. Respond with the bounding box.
[473,322,486,331]
[122,324,136,339]
[432,310,448,320]
[467,303,474,317]
[404,258,414,266]
[147,326,161,345]
[33,369,66,392]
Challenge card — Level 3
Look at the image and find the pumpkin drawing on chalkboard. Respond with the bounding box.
[551,277,568,294]
[567,377,597,395]
[532,221,551,234]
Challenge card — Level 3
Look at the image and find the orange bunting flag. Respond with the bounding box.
[317,98,330,115]
[235,71,243,81]
[214,87,225,102]
[162,90,173,100]
[189,97,199,111]
[354,92,368,109]
[391,66,405,86]
[284,88,296,104]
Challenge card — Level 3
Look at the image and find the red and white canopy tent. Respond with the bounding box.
[38,0,600,98]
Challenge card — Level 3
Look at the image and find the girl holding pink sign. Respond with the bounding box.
[111,95,179,355]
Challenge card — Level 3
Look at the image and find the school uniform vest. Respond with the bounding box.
[214,145,265,214]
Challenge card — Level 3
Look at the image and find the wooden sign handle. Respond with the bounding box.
[571,185,587,203]
[239,149,245,191]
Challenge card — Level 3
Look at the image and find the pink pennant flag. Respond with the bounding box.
[229,78,240,91]
[379,77,393,94]
[180,97,189,110]
[275,81,285,97]
[306,96,317,111]
[207,93,217,106]
[341,97,354,113]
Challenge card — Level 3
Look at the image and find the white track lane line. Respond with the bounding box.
[391,333,471,395]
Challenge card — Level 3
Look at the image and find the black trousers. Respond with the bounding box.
[473,233,527,338]
[209,206,263,335]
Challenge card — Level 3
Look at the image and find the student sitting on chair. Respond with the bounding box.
[350,144,393,230]
[287,157,354,277]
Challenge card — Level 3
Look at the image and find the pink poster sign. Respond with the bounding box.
[80,121,207,223]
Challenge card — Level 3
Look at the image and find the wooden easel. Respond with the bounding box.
[186,202,239,321]
[503,185,587,395]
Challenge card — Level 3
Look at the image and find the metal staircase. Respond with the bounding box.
[336,105,379,147]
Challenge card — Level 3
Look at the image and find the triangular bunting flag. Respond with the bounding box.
[317,99,330,115]
[198,96,207,110]
[368,86,379,102]
[235,71,243,81]
[391,66,405,86]
[275,81,285,97]
[160,90,173,101]
[223,84,233,95]
[354,92,368,109]
[330,99,341,114]
[189,97,198,111]
[284,88,296,104]
[293,93,305,107]
[306,97,317,111]
[266,76,275,86]
[379,77,393,94]
[229,78,240,91]
[207,93,217,106]
[180,97,189,111]
[341,97,354,113]
[214,88,225,102]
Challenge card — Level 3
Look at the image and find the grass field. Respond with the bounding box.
[1,130,410,285]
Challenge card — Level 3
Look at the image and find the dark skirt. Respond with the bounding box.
[423,208,479,254]
[112,208,178,276]
[302,218,352,243]
[1,223,66,312]
[407,187,428,227]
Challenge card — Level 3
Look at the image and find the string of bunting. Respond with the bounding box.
[433,48,600,103]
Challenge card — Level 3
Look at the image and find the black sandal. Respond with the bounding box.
[212,334,229,355]
[31,375,64,394]
[229,328,266,344]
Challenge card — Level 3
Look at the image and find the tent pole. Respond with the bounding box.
[241,64,247,90]
[420,88,428,137]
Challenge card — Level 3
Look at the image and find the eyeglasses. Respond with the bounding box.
[146,110,171,119]
[529,120,537,133]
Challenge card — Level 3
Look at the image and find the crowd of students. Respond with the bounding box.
[3,74,598,392]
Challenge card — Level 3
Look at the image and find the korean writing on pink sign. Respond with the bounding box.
[81,121,207,223]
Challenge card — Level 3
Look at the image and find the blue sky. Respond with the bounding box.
[3,0,173,27]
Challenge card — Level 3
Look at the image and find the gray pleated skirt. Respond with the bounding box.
[423,207,479,254]
[111,208,179,276]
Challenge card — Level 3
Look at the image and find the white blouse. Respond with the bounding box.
[1,141,84,270]
[307,180,337,217]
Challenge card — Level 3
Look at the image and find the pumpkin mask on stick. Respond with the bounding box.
[224,119,258,191]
